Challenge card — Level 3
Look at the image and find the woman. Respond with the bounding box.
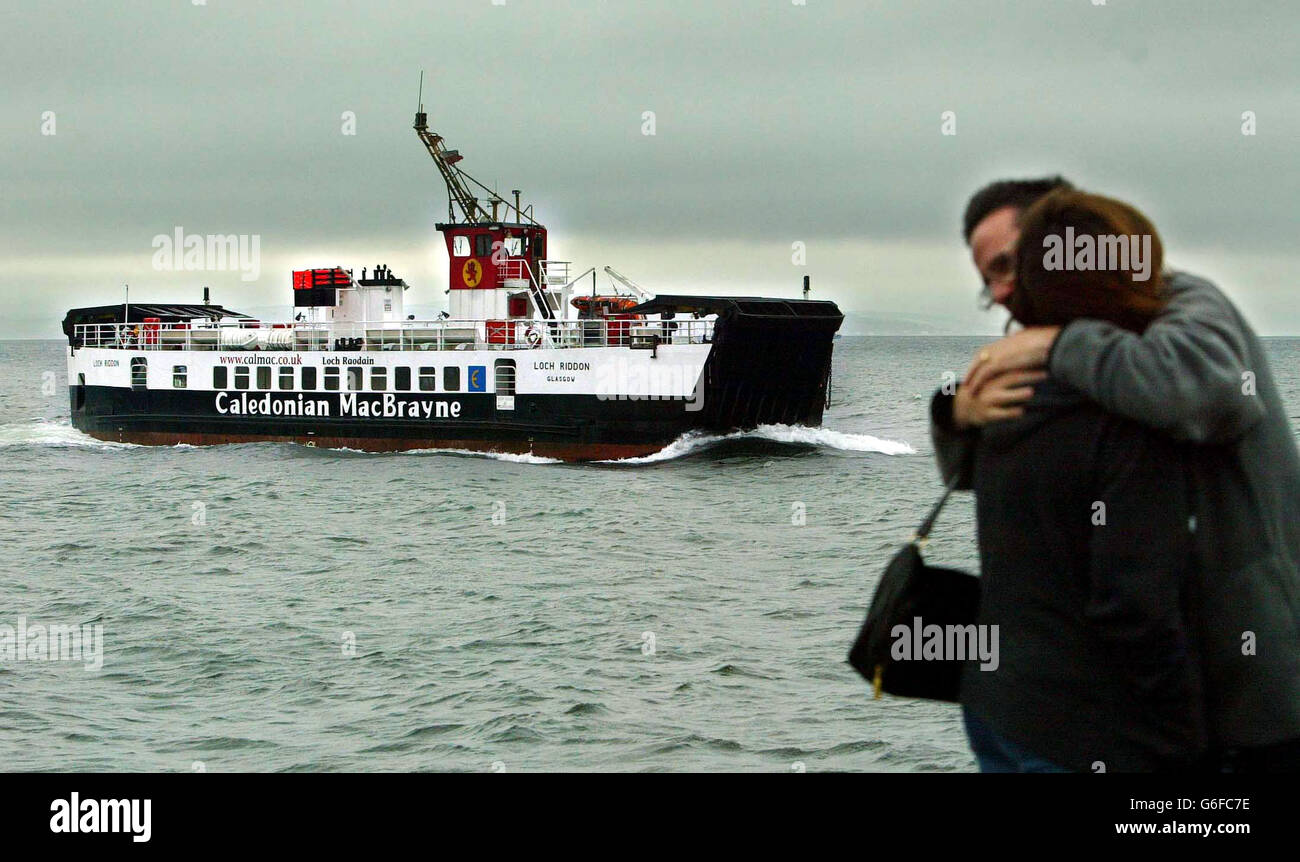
[960,189,1208,772]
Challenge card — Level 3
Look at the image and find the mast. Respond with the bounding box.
[412,73,538,227]
[413,74,553,322]
[413,74,540,227]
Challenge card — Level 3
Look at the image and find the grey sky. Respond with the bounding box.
[3,0,1297,336]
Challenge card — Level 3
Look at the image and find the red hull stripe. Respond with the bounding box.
[84,430,665,462]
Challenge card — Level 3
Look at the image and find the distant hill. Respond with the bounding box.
[838,311,995,336]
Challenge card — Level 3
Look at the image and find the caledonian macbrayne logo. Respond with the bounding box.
[462,258,482,287]
[468,366,486,392]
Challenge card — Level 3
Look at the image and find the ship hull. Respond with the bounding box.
[69,387,707,461]
[76,428,670,461]
[65,295,843,462]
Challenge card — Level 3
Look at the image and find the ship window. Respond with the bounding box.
[130,357,148,389]
[534,234,545,259]
[235,366,250,390]
[301,367,317,390]
[257,366,271,389]
[443,366,461,391]
[395,367,411,391]
[418,367,436,391]
[475,234,493,257]
[172,365,188,388]
[279,367,294,390]
[213,366,228,389]
[504,237,522,256]
[324,367,339,391]
[494,359,516,396]
[452,235,470,257]
[371,366,387,391]
[347,367,362,391]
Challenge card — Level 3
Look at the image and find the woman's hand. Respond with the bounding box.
[953,369,1049,428]
[964,326,1062,395]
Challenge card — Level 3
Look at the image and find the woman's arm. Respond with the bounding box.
[1085,419,1206,763]
[929,389,976,489]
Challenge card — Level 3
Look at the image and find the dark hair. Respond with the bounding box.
[962,176,1074,242]
[1008,188,1166,334]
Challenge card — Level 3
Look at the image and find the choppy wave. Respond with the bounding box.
[0,336,1004,772]
[601,424,916,464]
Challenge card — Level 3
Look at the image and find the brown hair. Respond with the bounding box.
[1008,189,1167,333]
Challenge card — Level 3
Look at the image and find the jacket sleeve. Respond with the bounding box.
[929,389,976,490]
[1085,420,1205,762]
[1047,274,1264,444]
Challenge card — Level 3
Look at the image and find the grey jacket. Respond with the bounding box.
[931,271,1300,748]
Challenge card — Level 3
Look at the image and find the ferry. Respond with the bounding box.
[63,99,843,461]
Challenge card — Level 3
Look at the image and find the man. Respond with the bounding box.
[933,177,1300,771]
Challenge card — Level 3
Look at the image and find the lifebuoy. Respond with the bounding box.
[525,326,543,347]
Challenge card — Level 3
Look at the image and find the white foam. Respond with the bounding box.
[600,424,916,464]
[0,419,908,465]
[397,447,562,465]
[599,431,717,464]
[748,423,916,455]
[0,420,136,450]
[303,444,560,464]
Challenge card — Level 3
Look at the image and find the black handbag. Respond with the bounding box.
[847,477,980,702]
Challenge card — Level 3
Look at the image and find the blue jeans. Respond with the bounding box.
[963,706,1071,773]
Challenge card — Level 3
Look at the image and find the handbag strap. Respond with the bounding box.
[913,474,962,542]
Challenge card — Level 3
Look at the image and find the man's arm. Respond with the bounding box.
[1048,274,1264,443]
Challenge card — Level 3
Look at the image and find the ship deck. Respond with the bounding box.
[69,317,714,353]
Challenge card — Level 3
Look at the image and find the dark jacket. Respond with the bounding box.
[933,271,1300,749]
[961,379,1206,772]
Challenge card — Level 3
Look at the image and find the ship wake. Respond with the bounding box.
[394,447,562,465]
[600,424,916,464]
[0,420,137,450]
[2,419,912,464]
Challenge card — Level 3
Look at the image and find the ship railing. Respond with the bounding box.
[495,259,571,287]
[539,260,570,286]
[496,258,530,283]
[72,318,714,352]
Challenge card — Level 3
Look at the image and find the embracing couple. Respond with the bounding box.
[933,178,1300,773]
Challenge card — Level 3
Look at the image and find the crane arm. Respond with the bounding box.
[414,112,489,223]
[603,266,652,302]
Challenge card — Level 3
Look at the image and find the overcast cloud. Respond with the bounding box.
[2,0,1297,336]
